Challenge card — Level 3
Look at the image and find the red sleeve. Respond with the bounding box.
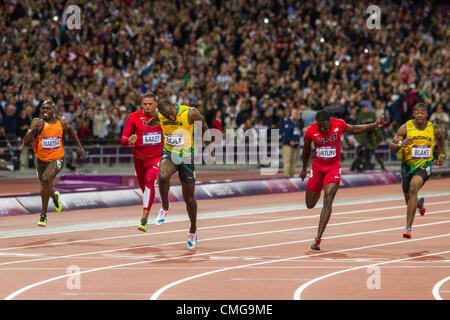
[338,119,349,132]
[120,113,134,146]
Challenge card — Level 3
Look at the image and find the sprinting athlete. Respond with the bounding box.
[389,103,445,239]
[23,100,85,227]
[149,99,213,249]
[121,93,163,232]
[300,110,386,250]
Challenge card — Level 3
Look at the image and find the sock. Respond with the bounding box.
[141,218,147,225]
[405,227,411,232]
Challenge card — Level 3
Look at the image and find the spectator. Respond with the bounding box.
[280,108,301,177]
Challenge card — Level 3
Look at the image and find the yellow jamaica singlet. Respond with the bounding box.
[158,104,194,157]
[400,120,434,174]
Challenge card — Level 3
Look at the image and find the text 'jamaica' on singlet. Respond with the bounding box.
[400,120,434,174]
[159,104,194,157]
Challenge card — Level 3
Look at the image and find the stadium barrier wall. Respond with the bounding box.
[1,168,449,217]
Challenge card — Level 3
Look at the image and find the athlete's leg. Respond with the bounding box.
[40,165,59,215]
[305,164,323,209]
[406,175,424,229]
[315,182,339,240]
[158,158,177,211]
[141,163,159,221]
[181,182,197,234]
[305,190,321,209]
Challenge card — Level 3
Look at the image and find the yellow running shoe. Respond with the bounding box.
[37,214,47,227]
[138,219,148,232]
[53,191,62,213]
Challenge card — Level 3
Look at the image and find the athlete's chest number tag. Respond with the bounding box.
[412,145,430,159]
[42,137,60,150]
[143,132,161,145]
[165,134,184,147]
[316,146,336,158]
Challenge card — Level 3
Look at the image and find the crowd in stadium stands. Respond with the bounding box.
[0,0,448,170]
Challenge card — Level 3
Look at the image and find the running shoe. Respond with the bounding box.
[311,238,321,250]
[155,207,168,225]
[403,228,412,239]
[53,191,62,213]
[418,197,425,216]
[37,214,47,227]
[138,219,148,232]
[187,233,197,249]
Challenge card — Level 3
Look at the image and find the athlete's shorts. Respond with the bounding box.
[36,157,64,181]
[161,151,195,184]
[401,166,431,194]
[306,161,341,192]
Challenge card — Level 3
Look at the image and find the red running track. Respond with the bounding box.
[0,179,449,300]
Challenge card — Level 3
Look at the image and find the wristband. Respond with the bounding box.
[439,154,445,159]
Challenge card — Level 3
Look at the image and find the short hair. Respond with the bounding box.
[142,92,157,101]
[157,99,172,111]
[413,102,427,111]
[316,110,330,121]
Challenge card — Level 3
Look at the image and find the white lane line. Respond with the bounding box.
[150,232,450,300]
[4,222,450,300]
[2,191,449,239]
[432,276,450,300]
[1,198,449,251]
[293,250,450,300]
[1,208,449,267]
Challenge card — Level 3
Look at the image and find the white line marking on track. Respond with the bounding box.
[150,233,450,300]
[4,221,450,300]
[1,199,449,251]
[293,250,450,300]
[432,276,450,300]
[2,191,449,239]
[1,209,449,268]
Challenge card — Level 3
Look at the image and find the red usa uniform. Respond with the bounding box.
[121,110,163,210]
[304,118,349,192]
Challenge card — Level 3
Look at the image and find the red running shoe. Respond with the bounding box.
[418,197,425,216]
[403,228,412,239]
[311,238,321,250]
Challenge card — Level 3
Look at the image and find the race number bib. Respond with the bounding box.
[412,145,431,159]
[165,134,184,147]
[143,132,161,145]
[42,137,60,150]
[316,146,336,158]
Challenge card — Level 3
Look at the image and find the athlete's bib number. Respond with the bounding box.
[165,134,184,147]
[42,137,60,150]
[412,145,431,159]
[316,146,336,158]
[143,132,161,145]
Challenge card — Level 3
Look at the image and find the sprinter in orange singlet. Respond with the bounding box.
[24,100,85,227]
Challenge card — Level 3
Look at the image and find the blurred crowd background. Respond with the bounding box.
[0,0,448,171]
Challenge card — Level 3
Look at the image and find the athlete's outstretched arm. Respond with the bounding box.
[61,117,85,156]
[344,114,387,135]
[299,136,312,181]
[389,124,411,154]
[23,118,43,146]
[433,125,445,166]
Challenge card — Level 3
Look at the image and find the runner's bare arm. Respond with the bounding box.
[60,117,85,156]
[300,136,313,181]
[147,112,161,126]
[433,124,445,166]
[344,114,387,135]
[389,125,411,154]
[23,118,44,146]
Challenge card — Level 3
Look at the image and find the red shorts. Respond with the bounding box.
[306,161,341,192]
